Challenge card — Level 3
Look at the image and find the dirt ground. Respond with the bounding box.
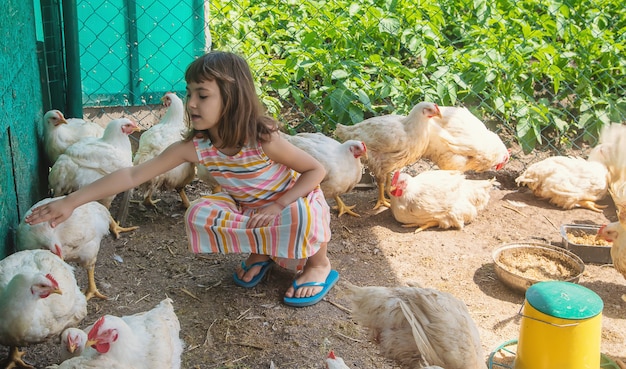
[3,164,626,369]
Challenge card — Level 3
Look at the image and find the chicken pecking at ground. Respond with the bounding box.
[52,298,183,369]
[16,197,111,301]
[423,106,510,172]
[48,117,140,238]
[343,281,486,369]
[514,151,610,212]
[42,110,105,165]
[133,92,196,208]
[389,170,498,233]
[334,102,441,210]
[595,123,626,301]
[0,249,87,369]
[281,132,367,217]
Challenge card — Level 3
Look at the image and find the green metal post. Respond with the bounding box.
[40,0,65,111]
[62,0,83,117]
[126,0,139,105]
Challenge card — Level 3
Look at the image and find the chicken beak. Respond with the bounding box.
[132,125,143,133]
[86,338,98,348]
[52,287,63,295]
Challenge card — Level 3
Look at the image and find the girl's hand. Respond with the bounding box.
[24,198,75,228]
[247,203,284,228]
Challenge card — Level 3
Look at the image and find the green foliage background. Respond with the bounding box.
[208,0,625,153]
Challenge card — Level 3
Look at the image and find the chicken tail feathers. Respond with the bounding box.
[398,299,443,367]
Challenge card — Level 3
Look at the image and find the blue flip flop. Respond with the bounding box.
[283,269,340,307]
[233,260,273,288]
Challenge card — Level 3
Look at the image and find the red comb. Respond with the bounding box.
[45,273,59,288]
[391,171,401,187]
[88,316,106,340]
[328,350,336,359]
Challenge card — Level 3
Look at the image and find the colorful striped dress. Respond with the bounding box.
[185,136,331,270]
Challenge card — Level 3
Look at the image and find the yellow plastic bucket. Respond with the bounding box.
[515,281,603,369]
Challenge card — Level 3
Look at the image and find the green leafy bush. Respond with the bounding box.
[208,0,625,152]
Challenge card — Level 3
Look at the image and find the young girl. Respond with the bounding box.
[26,51,337,307]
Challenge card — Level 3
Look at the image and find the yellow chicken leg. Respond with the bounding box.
[577,200,608,212]
[0,346,33,369]
[334,195,360,217]
[178,188,191,208]
[84,265,107,301]
[142,197,161,208]
[401,221,440,233]
[373,177,391,210]
[109,215,139,239]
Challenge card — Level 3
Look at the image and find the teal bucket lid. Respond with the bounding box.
[525,281,603,320]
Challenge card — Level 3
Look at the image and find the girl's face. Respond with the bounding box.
[185,79,222,131]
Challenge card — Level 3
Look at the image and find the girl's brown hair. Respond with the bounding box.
[183,51,277,147]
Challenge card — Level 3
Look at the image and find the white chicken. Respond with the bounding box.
[47,353,133,369]
[595,123,626,301]
[0,249,87,369]
[343,281,486,369]
[59,327,91,362]
[596,183,626,301]
[281,132,367,217]
[514,152,610,212]
[423,106,510,172]
[48,117,140,238]
[334,102,441,210]
[133,92,195,208]
[16,197,111,300]
[54,298,183,369]
[389,170,497,233]
[42,110,105,165]
[325,351,349,369]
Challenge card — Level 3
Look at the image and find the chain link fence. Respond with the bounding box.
[41,0,625,174]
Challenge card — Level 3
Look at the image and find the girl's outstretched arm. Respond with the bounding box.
[25,140,198,227]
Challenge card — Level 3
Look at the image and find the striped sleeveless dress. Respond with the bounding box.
[185,137,331,270]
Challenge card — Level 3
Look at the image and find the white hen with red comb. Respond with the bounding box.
[133,92,195,208]
[56,298,183,369]
[16,197,111,301]
[389,170,497,233]
[325,350,350,369]
[43,109,105,165]
[334,102,441,210]
[48,117,141,238]
[423,106,509,172]
[0,249,87,369]
[281,132,367,217]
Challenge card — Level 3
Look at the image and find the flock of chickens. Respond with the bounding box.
[3,89,626,369]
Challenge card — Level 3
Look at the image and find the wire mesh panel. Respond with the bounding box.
[38,0,625,164]
[77,0,209,107]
